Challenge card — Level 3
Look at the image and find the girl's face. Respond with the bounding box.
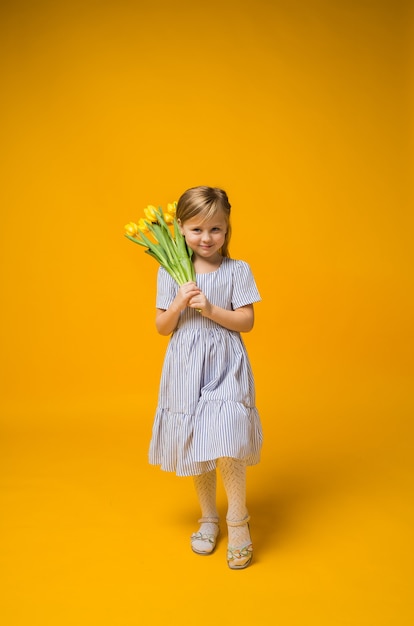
[179,210,227,260]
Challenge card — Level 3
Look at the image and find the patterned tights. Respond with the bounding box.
[193,457,251,547]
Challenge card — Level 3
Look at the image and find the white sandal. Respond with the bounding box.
[191,517,220,555]
[226,515,253,569]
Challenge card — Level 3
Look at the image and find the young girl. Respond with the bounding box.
[149,186,263,569]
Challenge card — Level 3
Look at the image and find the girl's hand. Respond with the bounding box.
[174,281,201,312]
[189,291,212,316]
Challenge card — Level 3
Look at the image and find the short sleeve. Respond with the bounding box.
[231,260,261,309]
[156,267,178,310]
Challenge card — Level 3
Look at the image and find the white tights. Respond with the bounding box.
[193,457,251,547]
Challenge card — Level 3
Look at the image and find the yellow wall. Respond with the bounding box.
[0,0,412,418]
[0,1,413,625]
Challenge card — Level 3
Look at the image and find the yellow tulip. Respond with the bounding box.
[144,205,158,222]
[138,218,149,233]
[167,201,177,217]
[164,212,174,225]
[124,222,139,236]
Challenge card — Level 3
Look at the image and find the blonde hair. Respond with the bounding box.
[176,186,232,257]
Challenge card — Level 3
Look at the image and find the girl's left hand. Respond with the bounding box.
[189,291,212,316]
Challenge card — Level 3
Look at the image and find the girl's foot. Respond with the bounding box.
[191,517,220,555]
[226,515,253,569]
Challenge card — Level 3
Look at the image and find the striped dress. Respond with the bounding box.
[149,257,263,477]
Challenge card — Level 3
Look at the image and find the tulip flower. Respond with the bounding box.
[124,203,196,286]
[124,222,139,237]
[163,211,175,225]
[143,205,158,223]
[138,218,149,233]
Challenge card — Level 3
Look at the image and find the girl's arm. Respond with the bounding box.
[156,281,201,336]
[189,294,255,333]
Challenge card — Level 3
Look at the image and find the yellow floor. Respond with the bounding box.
[1,394,412,626]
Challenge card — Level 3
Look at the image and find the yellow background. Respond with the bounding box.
[1,0,413,624]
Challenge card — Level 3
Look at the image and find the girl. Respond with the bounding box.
[149,186,263,569]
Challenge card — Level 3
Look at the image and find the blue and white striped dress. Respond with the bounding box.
[149,257,263,477]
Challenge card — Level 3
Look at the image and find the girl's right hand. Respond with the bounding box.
[174,281,201,311]
[156,281,201,336]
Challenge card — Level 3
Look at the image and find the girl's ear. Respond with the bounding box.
[177,218,184,235]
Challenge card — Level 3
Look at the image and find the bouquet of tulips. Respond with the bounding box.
[124,202,196,285]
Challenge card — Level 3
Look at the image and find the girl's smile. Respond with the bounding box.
[179,212,227,261]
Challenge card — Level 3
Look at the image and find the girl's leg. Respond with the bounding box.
[217,457,253,567]
[191,469,220,554]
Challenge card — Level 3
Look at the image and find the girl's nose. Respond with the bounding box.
[201,231,211,242]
